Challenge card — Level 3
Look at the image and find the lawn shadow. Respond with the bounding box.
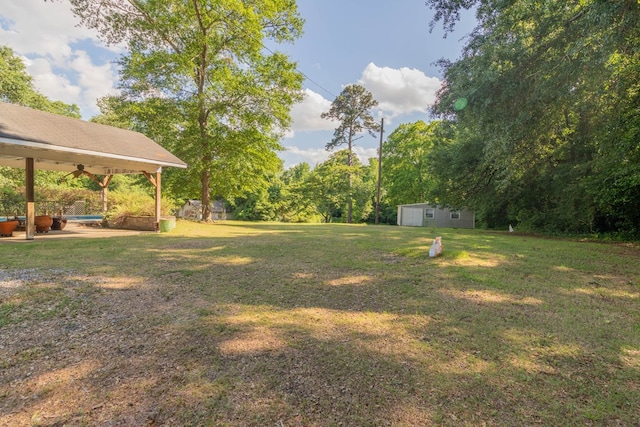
[1,224,639,425]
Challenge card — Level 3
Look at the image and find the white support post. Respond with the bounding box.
[154,170,161,231]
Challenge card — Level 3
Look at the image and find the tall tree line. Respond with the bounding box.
[233,150,381,224]
[425,0,640,235]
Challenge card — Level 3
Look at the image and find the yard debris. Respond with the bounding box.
[428,236,443,258]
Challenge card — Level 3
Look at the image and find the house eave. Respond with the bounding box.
[0,137,187,174]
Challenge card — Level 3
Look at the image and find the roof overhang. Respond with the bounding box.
[0,137,186,175]
[0,102,187,175]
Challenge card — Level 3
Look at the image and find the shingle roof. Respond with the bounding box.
[0,102,187,174]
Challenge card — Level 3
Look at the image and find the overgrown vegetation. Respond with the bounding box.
[425,0,640,237]
[104,188,177,224]
[1,222,639,425]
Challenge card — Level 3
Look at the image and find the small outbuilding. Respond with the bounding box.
[177,200,226,221]
[397,203,475,229]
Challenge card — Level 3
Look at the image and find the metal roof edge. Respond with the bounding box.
[0,136,187,169]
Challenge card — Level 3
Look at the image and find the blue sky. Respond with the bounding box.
[0,0,476,168]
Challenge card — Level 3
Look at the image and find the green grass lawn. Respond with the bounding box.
[1,221,639,426]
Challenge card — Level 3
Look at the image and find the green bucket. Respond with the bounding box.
[159,217,175,232]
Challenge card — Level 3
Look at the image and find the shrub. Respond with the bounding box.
[105,188,176,225]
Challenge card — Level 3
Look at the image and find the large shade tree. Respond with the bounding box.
[60,0,304,219]
[381,120,450,207]
[426,0,640,234]
[321,84,379,223]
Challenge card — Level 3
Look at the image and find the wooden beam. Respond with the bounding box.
[154,171,161,231]
[140,170,162,231]
[141,171,157,187]
[25,158,35,240]
[78,171,114,188]
[102,175,114,188]
[99,175,113,214]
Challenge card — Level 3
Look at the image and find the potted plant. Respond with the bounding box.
[51,204,67,230]
[0,189,21,237]
[0,216,19,237]
[35,213,53,233]
[51,216,67,230]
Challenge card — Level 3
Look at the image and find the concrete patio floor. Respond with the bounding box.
[0,222,155,242]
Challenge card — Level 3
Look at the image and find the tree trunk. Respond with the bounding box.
[201,168,211,221]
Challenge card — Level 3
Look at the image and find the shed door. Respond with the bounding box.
[401,207,424,227]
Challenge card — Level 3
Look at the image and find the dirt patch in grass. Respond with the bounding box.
[1,269,177,425]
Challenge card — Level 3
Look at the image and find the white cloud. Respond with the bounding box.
[288,89,337,135]
[287,63,441,143]
[23,57,82,103]
[282,145,331,167]
[353,146,379,164]
[359,62,442,118]
[0,0,120,118]
[281,145,379,169]
[0,1,100,55]
[71,50,119,113]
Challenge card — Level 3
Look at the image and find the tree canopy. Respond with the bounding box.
[382,120,451,207]
[66,0,305,219]
[425,0,640,235]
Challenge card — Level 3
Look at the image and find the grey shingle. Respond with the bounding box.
[0,102,186,174]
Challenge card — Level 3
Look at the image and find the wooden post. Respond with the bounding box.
[25,158,35,240]
[155,170,161,231]
[100,176,113,214]
[141,170,162,231]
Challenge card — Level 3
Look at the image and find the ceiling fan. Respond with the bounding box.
[59,164,108,188]
[60,164,86,181]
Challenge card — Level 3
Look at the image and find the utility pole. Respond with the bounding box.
[375,118,384,225]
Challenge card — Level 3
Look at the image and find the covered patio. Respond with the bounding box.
[0,102,187,240]
[0,221,155,242]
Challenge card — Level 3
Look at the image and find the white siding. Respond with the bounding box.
[399,207,424,227]
[397,203,475,229]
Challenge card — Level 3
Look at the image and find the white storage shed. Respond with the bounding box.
[397,203,475,229]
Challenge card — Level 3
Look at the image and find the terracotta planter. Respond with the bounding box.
[0,220,19,237]
[51,217,68,230]
[35,215,53,233]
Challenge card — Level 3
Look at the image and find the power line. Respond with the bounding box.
[259,38,336,99]
[296,69,336,100]
[211,5,337,100]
